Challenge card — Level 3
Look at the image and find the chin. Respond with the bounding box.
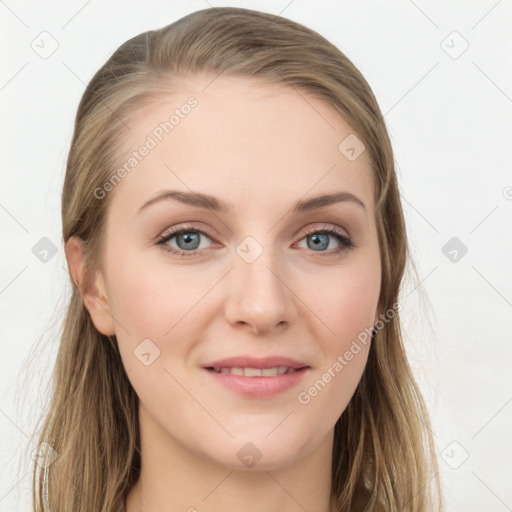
[196,431,311,471]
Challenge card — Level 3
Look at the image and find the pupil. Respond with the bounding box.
[179,232,199,249]
[308,233,328,251]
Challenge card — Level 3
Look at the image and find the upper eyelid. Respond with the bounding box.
[158,224,215,242]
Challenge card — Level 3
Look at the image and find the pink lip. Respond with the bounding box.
[201,356,310,399]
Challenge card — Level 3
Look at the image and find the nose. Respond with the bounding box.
[224,244,296,335]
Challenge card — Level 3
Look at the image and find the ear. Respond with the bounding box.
[64,236,116,336]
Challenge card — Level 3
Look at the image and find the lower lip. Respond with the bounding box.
[204,368,309,398]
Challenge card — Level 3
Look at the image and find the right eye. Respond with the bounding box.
[156,225,217,257]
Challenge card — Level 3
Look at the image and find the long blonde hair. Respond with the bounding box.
[30,7,443,511]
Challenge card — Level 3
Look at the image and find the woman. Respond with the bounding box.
[31,7,443,511]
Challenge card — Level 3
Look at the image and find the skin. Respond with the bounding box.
[66,74,382,512]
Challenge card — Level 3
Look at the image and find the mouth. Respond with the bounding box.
[206,366,304,376]
[201,356,310,398]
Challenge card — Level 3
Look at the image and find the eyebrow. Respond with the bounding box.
[138,189,366,214]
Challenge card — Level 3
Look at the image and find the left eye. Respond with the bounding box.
[297,226,354,254]
[156,225,354,257]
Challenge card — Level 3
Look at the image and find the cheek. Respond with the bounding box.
[107,253,221,377]
[108,253,206,335]
[307,260,380,352]
[295,258,379,413]
[294,272,377,435]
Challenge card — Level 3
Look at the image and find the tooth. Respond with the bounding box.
[244,367,262,377]
[213,366,297,376]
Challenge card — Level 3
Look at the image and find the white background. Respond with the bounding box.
[1,1,511,510]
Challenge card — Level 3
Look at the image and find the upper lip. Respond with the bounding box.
[202,356,309,370]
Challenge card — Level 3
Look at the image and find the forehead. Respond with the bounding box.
[109,74,374,216]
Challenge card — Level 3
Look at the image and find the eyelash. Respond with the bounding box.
[156,224,355,258]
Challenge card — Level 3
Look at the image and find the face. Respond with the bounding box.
[81,75,381,470]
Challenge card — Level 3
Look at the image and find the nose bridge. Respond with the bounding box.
[226,234,293,332]
[237,235,282,291]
